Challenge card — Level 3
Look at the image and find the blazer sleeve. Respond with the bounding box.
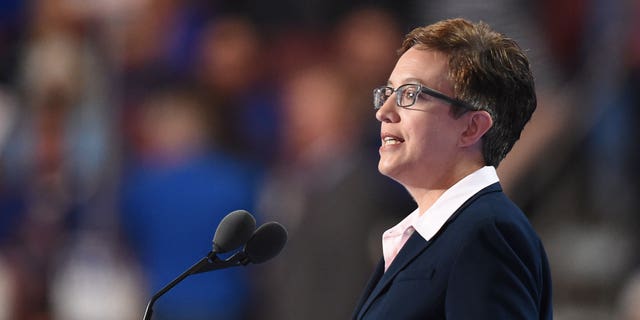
[444,218,547,319]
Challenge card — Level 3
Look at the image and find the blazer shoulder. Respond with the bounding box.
[442,189,553,319]
[443,184,546,259]
[453,183,532,229]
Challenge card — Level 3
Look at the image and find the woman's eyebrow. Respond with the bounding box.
[388,78,425,87]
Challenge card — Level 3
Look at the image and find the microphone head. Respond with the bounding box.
[244,221,288,264]
[212,210,256,253]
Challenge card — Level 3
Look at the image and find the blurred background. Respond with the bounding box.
[0,0,638,319]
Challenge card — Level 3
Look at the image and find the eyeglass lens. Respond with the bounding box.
[373,85,420,109]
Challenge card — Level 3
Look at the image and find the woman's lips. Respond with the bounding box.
[381,133,404,147]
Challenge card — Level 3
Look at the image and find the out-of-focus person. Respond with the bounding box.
[194,16,280,164]
[118,85,261,320]
[255,63,411,320]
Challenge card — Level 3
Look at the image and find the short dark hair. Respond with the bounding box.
[399,18,536,167]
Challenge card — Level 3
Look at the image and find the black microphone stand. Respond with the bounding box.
[141,251,248,320]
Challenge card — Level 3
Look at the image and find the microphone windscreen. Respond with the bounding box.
[213,210,256,253]
[244,222,287,264]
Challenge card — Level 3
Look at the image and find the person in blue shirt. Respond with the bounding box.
[119,86,261,320]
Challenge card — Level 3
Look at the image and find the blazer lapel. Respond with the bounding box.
[355,232,430,319]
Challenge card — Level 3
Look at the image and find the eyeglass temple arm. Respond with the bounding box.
[420,87,477,110]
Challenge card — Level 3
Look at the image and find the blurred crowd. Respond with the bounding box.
[0,0,638,319]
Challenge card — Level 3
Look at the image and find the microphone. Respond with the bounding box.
[212,209,256,253]
[142,210,257,320]
[193,221,288,273]
[244,221,287,264]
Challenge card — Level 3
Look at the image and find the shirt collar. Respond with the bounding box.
[415,166,499,240]
[389,166,499,242]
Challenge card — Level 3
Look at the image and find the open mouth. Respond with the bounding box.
[382,135,404,146]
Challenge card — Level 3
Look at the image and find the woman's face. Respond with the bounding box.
[376,47,467,190]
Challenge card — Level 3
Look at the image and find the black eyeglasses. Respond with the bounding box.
[373,84,478,111]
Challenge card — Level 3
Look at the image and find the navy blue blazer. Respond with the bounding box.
[353,183,552,319]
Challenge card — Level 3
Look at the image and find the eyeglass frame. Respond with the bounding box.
[373,83,479,112]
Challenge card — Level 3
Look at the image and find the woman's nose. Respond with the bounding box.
[375,97,400,123]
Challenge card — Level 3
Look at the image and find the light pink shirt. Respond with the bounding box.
[382,166,500,271]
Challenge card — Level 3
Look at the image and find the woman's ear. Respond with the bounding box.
[459,111,493,147]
